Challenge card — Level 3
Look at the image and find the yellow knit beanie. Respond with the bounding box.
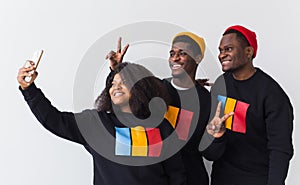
[172,32,206,57]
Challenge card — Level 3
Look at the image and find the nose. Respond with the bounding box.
[170,53,180,62]
[218,51,227,61]
[112,83,122,90]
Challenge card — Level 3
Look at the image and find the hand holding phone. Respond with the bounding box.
[24,49,44,82]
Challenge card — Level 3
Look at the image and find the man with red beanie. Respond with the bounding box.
[203,25,294,185]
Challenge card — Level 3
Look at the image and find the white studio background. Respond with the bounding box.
[1,0,299,184]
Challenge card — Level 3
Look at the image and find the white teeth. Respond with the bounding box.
[222,60,230,64]
[114,92,123,97]
[172,64,182,69]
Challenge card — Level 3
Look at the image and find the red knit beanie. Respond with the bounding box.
[224,25,258,58]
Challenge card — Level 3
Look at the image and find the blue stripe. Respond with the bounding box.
[217,95,227,110]
[115,127,131,156]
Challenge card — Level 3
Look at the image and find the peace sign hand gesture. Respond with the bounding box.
[206,102,234,138]
[106,37,129,71]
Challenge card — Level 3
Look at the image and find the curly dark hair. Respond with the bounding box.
[95,62,171,119]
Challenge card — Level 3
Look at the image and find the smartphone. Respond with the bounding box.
[24,49,44,82]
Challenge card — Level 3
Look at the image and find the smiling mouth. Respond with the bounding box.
[171,63,182,70]
[221,60,230,65]
[113,92,124,97]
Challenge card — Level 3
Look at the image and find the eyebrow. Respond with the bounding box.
[169,48,186,52]
[112,79,126,83]
[219,44,234,48]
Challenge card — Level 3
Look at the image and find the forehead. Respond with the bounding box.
[171,42,191,51]
[113,73,123,81]
[219,33,240,47]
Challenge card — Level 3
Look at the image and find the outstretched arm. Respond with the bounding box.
[17,62,86,145]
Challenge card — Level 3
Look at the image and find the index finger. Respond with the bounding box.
[121,44,129,55]
[117,37,122,53]
[221,112,234,122]
[214,101,222,118]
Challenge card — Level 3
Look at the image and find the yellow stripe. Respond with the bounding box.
[164,106,180,128]
[131,126,148,156]
[224,98,236,129]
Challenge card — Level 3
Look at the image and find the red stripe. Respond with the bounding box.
[146,128,162,157]
[175,109,194,140]
[232,101,249,134]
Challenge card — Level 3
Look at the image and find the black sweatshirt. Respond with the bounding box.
[162,79,211,185]
[20,83,187,185]
[206,68,294,185]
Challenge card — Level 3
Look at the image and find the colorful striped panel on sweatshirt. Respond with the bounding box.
[164,106,194,140]
[115,126,162,157]
[217,95,250,134]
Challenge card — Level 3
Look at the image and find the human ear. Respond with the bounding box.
[245,46,254,58]
[195,55,203,64]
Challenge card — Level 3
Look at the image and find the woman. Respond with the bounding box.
[17,61,186,185]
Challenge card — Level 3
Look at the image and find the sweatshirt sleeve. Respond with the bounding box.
[265,84,294,185]
[200,131,227,161]
[19,83,86,145]
[199,76,228,161]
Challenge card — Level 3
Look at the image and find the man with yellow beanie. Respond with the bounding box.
[162,32,211,185]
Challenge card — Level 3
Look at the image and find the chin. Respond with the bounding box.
[222,67,230,72]
[172,70,187,78]
[172,72,184,78]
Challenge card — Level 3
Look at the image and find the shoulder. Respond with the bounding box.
[256,68,292,103]
[162,78,177,95]
[256,68,288,94]
[162,78,172,86]
[213,73,228,86]
[211,73,227,95]
[196,83,210,94]
[195,83,211,101]
[74,109,113,123]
